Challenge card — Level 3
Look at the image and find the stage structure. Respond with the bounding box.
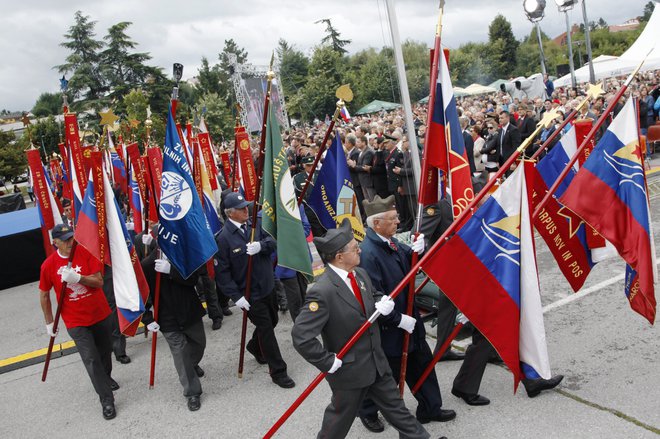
[228,54,290,133]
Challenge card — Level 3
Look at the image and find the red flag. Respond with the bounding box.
[198,132,219,189]
[235,126,257,200]
[146,147,163,205]
[220,151,232,187]
[27,149,55,230]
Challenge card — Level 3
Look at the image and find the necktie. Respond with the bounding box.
[241,224,248,237]
[347,272,365,313]
[389,240,398,252]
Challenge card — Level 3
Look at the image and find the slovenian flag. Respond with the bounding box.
[340,106,351,123]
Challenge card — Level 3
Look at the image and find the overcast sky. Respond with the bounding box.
[0,0,650,111]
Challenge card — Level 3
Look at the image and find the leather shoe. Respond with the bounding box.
[116,354,131,364]
[194,365,205,377]
[102,402,116,420]
[417,409,456,424]
[439,350,465,362]
[359,416,385,433]
[246,344,267,365]
[222,307,233,316]
[451,388,490,406]
[187,395,201,411]
[272,374,296,389]
[523,374,564,398]
[211,319,222,330]
[109,378,120,391]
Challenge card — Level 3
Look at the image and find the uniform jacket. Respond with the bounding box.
[215,217,276,302]
[397,151,416,196]
[385,147,403,194]
[292,266,390,390]
[371,149,390,197]
[359,228,426,357]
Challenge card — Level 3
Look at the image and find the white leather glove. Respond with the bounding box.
[46,322,58,337]
[154,259,171,274]
[235,296,251,311]
[60,267,81,284]
[146,321,160,333]
[456,313,469,325]
[142,234,153,246]
[328,355,342,374]
[126,221,134,231]
[398,314,417,334]
[246,241,262,255]
[411,233,425,254]
[375,296,395,316]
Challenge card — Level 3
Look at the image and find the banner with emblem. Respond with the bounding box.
[64,113,87,217]
[235,125,257,200]
[26,149,56,230]
[158,106,217,279]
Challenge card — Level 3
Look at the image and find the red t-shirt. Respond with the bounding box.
[39,246,111,328]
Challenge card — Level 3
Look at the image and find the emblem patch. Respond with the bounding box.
[159,171,193,221]
[309,302,319,312]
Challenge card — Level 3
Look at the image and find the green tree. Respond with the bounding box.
[295,45,346,121]
[316,18,351,54]
[640,1,655,22]
[348,48,397,109]
[31,92,64,117]
[450,42,492,86]
[487,15,519,79]
[197,93,234,144]
[0,131,27,182]
[277,39,310,107]
[218,39,248,107]
[195,57,223,96]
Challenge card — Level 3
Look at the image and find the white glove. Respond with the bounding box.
[154,258,171,274]
[46,322,58,337]
[246,241,262,256]
[375,296,395,316]
[398,314,417,334]
[142,234,153,246]
[456,313,469,325]
[328,355,342,374]
[411,233,425,254]
[146,321,160,333]
[235,296,251,311]
[126,221,134,231]
[60,267,81,284]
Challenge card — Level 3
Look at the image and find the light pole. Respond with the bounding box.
[555,0,578,89]
[523,0,547,76]
[581,0,596,83]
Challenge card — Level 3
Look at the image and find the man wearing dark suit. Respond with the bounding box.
[292,219,437,439]
[371,137,390,199]
[497,111,522,168]
[346,134,365,219]
[518,105,537,143]
[355,135,376,202]
[460,117,476,174]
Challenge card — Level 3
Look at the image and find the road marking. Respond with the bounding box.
[542,273,626,313]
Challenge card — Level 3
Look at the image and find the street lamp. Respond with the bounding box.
[523,0,548,76]
[555,0,578,89]
[581,0,596,83]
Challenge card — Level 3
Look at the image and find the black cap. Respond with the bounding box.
[383,133,397,141]
[302,155,315,165]
[313,218,353,254]
[52,223,74,241]
[61,198,71,207]
[224,192,252,209]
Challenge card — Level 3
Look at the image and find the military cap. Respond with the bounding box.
[313,218,353,254]
[61,198,72,207]
[362,195,396,218]
[301,155,315,165]
[52,223,74,241]
[382,133,397,142]
[224,192,252,209]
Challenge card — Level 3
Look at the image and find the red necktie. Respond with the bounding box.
[347,272,365,314]
[388,241,398,252]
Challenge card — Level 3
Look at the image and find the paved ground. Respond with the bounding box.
[1,170,659,438]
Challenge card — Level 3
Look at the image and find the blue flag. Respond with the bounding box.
[158,107,217,279]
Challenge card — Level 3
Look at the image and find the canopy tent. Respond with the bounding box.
[463,83,497,96]
[488,79,507,90]
[419,85,469,103]
[555,7,660,87]
[355,100,402,115]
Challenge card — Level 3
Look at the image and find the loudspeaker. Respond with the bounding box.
[556,64,570,76]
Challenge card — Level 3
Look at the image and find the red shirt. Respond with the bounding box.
[39,246,111,328]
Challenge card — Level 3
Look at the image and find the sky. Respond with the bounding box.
[0,0,650,111]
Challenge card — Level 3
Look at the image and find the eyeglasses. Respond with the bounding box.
[487,126,494,129]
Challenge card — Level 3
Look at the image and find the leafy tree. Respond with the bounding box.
[195,57,223,96]
[597,18,608,29]
[0,131,27,181]
[348,48,397,109]
[640,1,655,22]
[276,39,310,114]
[296,45,346,121]
[402,40,431,101]
[315,18,351,54]
[197,93,234,144]
[31,92,64,117]
[450,42,492,86]
[487,15,519,79]
[218,38,248,107]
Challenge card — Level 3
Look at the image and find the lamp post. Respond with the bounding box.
[523,0,547,76]
[555,0,578,89]
[581,0,596,83]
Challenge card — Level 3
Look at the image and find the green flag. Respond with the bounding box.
[261,105,313,280]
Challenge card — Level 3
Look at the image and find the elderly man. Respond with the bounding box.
[357,196,456,431]
[292,219,440,439]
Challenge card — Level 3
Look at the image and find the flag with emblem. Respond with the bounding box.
[261,105,313,279]
[560,99,656,324]
[420,163,552,389]
[158,105,217,279]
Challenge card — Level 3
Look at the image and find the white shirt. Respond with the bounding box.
[229,218,247,233]
[327,263,354,293]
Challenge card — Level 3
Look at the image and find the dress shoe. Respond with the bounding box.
[523,374,564,398]
[194,365,205,377]
[439,350,465,362]
[272,374,296,389]
[211,319,222,330]
[417,409,456,424]
[451,388,490,406]
[222,307,233,316]
[359,416,385,433]
[116,354,131,364]
[187,395,201,411]
[109,378,120,391]
[246,344,267,365]
[102,402,116,420]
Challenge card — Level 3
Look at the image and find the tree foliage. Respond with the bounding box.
[0,131,27,181]
[32,93,64,117]
[316,18,351,54]
[487,15,519,79]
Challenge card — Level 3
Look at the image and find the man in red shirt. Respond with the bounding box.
[39,224,118,420]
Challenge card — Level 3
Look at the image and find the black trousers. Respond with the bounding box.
[246,291,287,378]
[452,328,496,396]
[198,273,222,321]
[281,273,309,322]
[434,292,458,355]
[102,269,127,358]
[67,315,114,404]
[162,319,206,398]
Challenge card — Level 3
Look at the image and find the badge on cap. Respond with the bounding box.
[426,207,435,216]
[309,302,319,312]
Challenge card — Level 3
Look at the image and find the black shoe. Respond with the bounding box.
[246,344,267,365]
[109,378,120,391]
[211,319,222,330]
[487,354,504,364]
[102,402,116,420]
[417,409,456,424]
[359,416,385,433]
[272,374,296,389]
[116,354,131,364]
[278,303,288,312]
[523,375,564,398]
[222,307,233,316]
[187,395,201,411]
[194,365,205,377]
[451,388,490,406]
[439,350,465,362]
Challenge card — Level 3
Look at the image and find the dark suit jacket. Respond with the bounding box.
[355,147,375,189]
[498,124,521,165]
[371,149,390,197]
[518,116,536,143]
[347,147,361,190]
[462,130,476,173]
[292,266,390,390]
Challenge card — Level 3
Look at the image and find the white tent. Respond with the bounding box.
[555,5,660,87]
[463,83,497,96]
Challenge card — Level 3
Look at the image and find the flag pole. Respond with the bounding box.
[412,322,463,394]
[238,53,275,379]
[296,85,352,206]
